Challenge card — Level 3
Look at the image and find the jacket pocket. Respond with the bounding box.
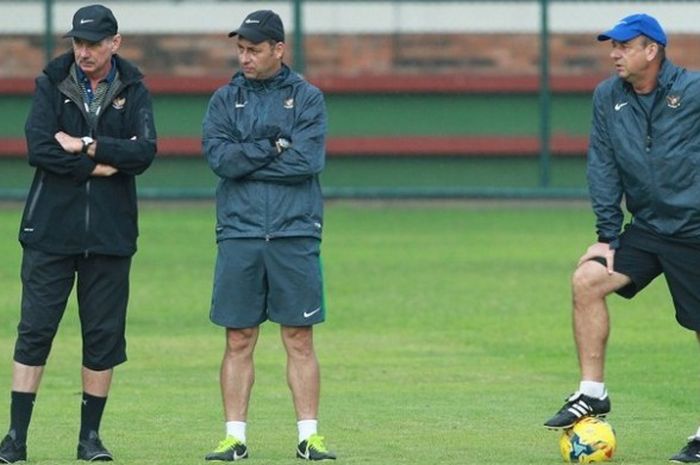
[24,171,46,224]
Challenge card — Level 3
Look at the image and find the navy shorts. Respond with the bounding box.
[14,248,131,370]
[594,224,700,330]
[210,237,325,328]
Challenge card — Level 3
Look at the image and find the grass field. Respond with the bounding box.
[0,201,696,464]
[0,94,592,138]
[0,157,589,198]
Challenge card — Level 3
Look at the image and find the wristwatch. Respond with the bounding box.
[275,137,291,153]
[81,136,95,154]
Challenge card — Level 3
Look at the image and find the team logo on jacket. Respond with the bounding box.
[666,95,681,109]
[284,98,294,109]
[112,97,126,110]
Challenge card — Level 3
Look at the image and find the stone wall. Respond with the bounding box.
[3,33,700,79]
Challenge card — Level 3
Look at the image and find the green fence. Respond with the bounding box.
[1,1,699,199]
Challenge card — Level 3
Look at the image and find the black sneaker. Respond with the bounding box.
[670,437,700,463]
[77,431,113,461]
[296,434,336,461]
[544,391,611,429]
[205,436,248,461]
[0,433,26,464]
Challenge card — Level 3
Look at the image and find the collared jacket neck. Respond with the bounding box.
[230,63,299,91]
[43,51,143,87]
[75,56,118,85]
[620,58,679,96]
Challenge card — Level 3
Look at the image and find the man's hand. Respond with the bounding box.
[54,131,83,154]
[577,242,615,275]
[275,137,291,155]
[91,163,118,177]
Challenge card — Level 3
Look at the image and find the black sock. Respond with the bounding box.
[9,391,36,444]
[79,393,107,440]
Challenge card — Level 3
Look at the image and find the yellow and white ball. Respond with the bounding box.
[559,417,616,463]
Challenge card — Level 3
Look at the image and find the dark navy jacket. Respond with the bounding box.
[20,52,157,256]
[202,64,326,241]
[588,59,700,242]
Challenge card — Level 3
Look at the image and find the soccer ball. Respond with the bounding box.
[559,417,616,463]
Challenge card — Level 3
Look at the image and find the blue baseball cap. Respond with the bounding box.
[597,13,667,47]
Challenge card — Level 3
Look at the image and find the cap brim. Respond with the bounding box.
[228,26,270,44]
[597,28,639,43]
[64,30,110,42]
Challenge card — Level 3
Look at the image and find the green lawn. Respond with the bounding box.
[0,93,592,138]
[0,157,589,199]
[0,201,694,464]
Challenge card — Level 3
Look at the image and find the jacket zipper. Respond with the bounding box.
[264,183,271,241]
[60,87,95,257]
[83,100,92,258]
[632,86,663,210]
[65,79,126,257]
[632,88,662,153]
[262,90,272,242]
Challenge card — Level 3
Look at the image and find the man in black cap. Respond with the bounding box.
[202,9,335,462]
[0,4,156,463]
[543,13,700,463]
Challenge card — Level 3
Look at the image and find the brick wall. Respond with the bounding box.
[3,33,700,79]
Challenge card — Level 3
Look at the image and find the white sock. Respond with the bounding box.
[694,426,700,439]
[226,421,247,443]
[579,380,606,399]
[297,419,318,443]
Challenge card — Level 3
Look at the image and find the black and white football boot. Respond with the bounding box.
[544,391,611,429]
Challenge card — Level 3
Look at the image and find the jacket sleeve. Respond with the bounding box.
[24,76,96,183]
[93,84,157,175]
[202,88,280,180]
[587,84,624,243]
[245,87,326,184]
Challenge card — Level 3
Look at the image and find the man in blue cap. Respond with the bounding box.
[543,13,700,463]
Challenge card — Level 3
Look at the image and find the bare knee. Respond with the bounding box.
[282,326,315,359]
[225,327,258,356]
[572,260,612,302]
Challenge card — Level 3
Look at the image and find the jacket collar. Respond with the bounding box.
[622,58,679,94]
[232,63,299,90]
[75,56,118,85]
[656,58,680,91]
[44,51,143,86]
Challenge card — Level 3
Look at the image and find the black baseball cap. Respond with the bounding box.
[64,4,118,42]
[228,10,285,43]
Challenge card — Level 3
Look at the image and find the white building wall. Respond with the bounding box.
[1,1,700,35]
